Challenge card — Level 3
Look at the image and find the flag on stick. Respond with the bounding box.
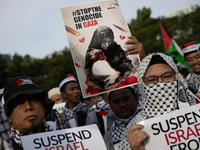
[160,22,190,69]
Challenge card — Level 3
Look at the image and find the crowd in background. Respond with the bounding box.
[0,37,200,150]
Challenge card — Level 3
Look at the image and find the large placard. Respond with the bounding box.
[21,124,106,150]
[140,104,200,150]
[60,0,139,98]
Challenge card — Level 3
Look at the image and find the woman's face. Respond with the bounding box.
[143,63,175,85]
[101,37,113,50]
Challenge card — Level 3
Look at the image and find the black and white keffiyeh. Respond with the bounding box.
[140,81,179,118]
[89,99,110,113]
[61,102,83,121]
[134,89,143,111]
[112,110,138,145]
[0,106,13,150]
[10,122,54,147]
[186,72,200,94]
[119,53,197,150]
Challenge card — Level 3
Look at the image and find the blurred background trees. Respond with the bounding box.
[0,47,76,91]
[1,6,200,91]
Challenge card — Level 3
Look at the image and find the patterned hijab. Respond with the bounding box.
[119,53,197,149]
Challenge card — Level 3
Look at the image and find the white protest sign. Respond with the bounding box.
[140,104,200,150]
[45,121,56,131]
[60,0,139,98]
[21,124,106,150]
[53,102,65,113]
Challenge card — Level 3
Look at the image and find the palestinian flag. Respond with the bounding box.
[160,23,190,69]
[182,41,200,55]
[15,79,33,86]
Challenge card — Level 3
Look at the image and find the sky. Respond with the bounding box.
[0,0,200,59]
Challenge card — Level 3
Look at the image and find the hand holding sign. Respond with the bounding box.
[136,104,200,150]
[125,36,146,60]
[127,124,149,150]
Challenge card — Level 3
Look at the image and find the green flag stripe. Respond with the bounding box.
[168,44,191,69]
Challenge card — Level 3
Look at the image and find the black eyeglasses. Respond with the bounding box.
[143,71,176,85]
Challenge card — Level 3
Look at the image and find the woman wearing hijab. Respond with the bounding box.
[119,53,197,150]
[84,25,137,91]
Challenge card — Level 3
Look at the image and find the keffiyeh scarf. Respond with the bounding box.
[186,72,200,94]
[61,102,83,121]
[0,106,13,150]
[89,99,110,113]
[134,89,143,111]
[10,122,53,147]
[112,110,138,144]
[119,81,194,149]
[140,81,178,118]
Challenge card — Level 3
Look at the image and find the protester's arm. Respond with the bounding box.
[125,36,146,61]
[127,124,149,150]
[195,94,200,99]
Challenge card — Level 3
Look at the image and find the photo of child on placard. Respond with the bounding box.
[60,0,139,98]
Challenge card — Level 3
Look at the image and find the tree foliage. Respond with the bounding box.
[128,6,200,53]
[1,47,76,91]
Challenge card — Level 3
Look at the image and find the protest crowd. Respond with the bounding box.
[1,2,200,150]
[1,35,200,150]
